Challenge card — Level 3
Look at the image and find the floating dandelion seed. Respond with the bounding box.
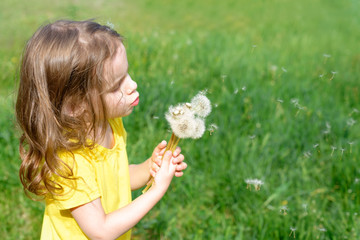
[323,54,331,64]
[270,65,278,72]
[340,148,346,155]
[291,98,299,106]
[350,108,359,116]
[303,151,312,158]
[242,86,247,91]
[249,135,256,140]
[152,116,159,119]
[355,178,360,184]
[281,67,287,72]
[329,71,337,81]
[347,118,356,127]
[318,227,327,232]
[322,129,330,135]
[348,141,354,153]
[251,45,257,53]
[289,227,297,238]
[313,144,319,148]
[279,206,289,215]
[234,88,239,94]
[319,74,324,78]
[208,123,218,135]
[302,203,308,212]
[277,99,284,103]
[331,146,337,156]
[245,179,264,191]
[106,21,115,29]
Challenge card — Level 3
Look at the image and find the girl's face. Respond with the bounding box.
[103,43,139,118]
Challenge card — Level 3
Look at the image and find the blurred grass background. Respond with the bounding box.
[1,0,359,239]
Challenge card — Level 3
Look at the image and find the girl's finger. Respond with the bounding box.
[155,140,167,154]
[172,154,184,164]
[175,172,184,177]
[176,162,187,171]
[172,146,181,157]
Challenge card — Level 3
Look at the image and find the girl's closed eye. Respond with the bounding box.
[110,81,122,93]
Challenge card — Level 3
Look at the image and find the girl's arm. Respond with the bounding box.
[129,141,186,190]
[71,151,176,240]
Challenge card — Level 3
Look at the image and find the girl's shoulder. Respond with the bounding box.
[108,117,127,142]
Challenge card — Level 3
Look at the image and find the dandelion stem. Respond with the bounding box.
[142,133,180,193]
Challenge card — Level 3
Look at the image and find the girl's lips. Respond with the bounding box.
[131,97,139,106]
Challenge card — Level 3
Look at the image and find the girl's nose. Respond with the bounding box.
[126,75,137,94]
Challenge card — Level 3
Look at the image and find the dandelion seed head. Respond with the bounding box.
[170,116,196,139]
[290,227,297,231]
[190,92,212,118]
[191,118,206,139]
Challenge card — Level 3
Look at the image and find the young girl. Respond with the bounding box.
[16,20,187,240]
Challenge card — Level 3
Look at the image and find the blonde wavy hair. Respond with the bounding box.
[16,20,123,199]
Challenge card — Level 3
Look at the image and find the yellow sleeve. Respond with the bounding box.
[49,151,101,210]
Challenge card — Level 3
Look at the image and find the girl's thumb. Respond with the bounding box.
[161,150,172,169]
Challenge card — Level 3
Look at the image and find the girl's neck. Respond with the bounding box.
[96,121,115,149]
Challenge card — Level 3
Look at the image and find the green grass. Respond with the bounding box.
[1,0,359,239]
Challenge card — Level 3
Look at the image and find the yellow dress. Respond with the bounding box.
[40,118,132,240]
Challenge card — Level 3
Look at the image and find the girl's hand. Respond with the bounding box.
[171,146,187,177]
[151,150,177,194]
[149,141,187,178]
[149,141,167,178]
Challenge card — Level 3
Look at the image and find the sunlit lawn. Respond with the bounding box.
[0,0,359,239]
